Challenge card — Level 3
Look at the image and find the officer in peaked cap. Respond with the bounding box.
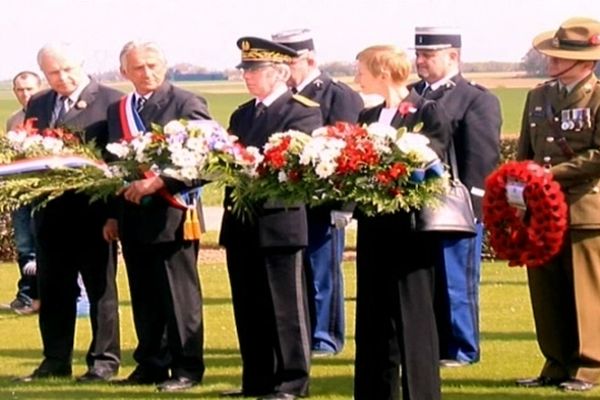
[271,28,363,357]
[411,26,502,368]
[516,17,600,392]
[220,35,322,400]
[236,36,298,69]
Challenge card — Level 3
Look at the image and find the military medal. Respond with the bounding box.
[561,109,574,130]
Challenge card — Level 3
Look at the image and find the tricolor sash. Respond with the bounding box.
[0,155,108,177]
[117,94,202,239]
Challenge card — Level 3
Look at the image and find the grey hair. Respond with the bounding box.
[273,63,291,82]
[119,41,167,70]
[37,42,84,68]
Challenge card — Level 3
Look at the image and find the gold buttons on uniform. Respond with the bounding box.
[530,123,537,127]
[546,137,555,142]
[543,156,551,163]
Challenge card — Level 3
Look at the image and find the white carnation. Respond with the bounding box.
[278,171,288,182]
[315,161,336,178]
[163,120,187,135]
[106,142,131,159]
[41,137,64,154]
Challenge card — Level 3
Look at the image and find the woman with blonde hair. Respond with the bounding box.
[353,45,450,400]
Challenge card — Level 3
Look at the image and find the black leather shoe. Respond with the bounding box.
[76,367,116,383]
[559,379,595,392]
[113,368,168,385]
[15,365,72,382]
[515,376,562,388]
[156,376,198,392]
[257,393,297,400]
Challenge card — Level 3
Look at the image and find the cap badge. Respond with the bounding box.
[241,40,250,51]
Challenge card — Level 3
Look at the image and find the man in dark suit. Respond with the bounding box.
[271,29,363,356]
[412,27,502,366]
[104,41,210,392]
[18,43,122,383]
[219,36,322,400]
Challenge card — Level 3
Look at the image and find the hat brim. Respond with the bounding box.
[533,30,600,60]
[411,44,455,51]
[236,60,275,69]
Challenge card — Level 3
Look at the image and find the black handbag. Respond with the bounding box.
[412,139,477,237]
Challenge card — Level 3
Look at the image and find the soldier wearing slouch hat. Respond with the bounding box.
[516,17,600,392]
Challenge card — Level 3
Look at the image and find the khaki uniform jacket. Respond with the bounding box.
[517,73,600,229]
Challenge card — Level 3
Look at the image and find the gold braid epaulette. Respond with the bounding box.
[292,94,320,107]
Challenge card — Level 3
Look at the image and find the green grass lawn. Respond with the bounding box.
[1,81,527,137]
[1,255,599,399]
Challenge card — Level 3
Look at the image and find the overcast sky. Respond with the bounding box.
[1,0,599,79]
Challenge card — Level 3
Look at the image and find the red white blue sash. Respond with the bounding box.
[118,94,145,141]
[117,94,189,211]
[0,155,107,177]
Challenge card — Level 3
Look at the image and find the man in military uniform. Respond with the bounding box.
[271,28,363,356]
[516,17,600,392]
[219,36,322,400]
[412,27,502,367]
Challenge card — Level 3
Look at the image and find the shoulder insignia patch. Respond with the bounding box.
[292,94,320,107]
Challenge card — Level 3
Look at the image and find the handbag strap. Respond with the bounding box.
[448,137,460,181]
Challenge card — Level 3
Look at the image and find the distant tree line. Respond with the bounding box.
[84,49,600,83]
[522,47,600,77]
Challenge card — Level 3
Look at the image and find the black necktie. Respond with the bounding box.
[559,86,569,100]
[254,102,267,119]
[51,95,69,127]
[136,96,146,113]
[421,85,432,98]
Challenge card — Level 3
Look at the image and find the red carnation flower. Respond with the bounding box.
[398,102,416,117]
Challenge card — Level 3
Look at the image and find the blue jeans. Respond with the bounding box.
[12,205,37,302]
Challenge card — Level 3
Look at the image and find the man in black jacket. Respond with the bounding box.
[18,43,122,383]
[105,41,210,392]
[271,29,363,356]
[412,27,502,366]
[219,36,322,400]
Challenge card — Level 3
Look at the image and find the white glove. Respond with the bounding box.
[330,210,353,229]
[23,260,37,276]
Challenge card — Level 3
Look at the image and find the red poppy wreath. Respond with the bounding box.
[483,160,568,268]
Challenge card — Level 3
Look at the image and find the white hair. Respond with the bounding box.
[273,63,291,82]
[37,42,84,68]
[119,40,167,69]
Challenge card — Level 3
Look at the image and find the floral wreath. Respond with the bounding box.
[483,160,568,268]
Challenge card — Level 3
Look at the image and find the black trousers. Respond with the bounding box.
[121,240,204,381]
[36,236,120,372]
[226,244,311,396]
[354,213,440,400]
